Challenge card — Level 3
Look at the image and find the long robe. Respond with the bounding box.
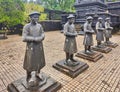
[64,22,77,54]
[83,22,94,46]
[105,22,113,38]
[96,22,104,41]
[22,23,45,72]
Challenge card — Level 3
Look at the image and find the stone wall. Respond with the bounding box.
[0,21,63,35]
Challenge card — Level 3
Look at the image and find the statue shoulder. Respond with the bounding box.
[23,23,31,30]
[64,22,69,27]
[96,22,100,25]
[84,22,87,27]
[105,22,107,25]
[37,23,43,28]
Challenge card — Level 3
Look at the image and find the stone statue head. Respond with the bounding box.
[105,17,110,23]
[87,16,93,23]
[67,14,75,24]
[29,11,41,24]
[98,17,103,23]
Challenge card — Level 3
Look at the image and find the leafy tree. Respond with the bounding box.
[24,3,47,22]
[29,0,34,3]
[21,0,28,3]
[41,0,75,12]
[36,0,41,4]
[0,0,25,28]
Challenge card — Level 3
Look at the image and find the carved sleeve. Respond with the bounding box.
[84,23,94,33]
[64,24,77,37]
[96,22,104,31]
[22,25,35,42]
[34,25,45,42]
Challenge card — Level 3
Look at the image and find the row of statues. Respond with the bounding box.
[64,14,113,58]
[83,16,113,54]
[7,12,117,92]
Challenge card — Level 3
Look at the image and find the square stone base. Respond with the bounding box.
[76,51,103,62]
[53,60,89,78]
[92,46,112,53]
[7,73,61,92]
[103,42,118,48]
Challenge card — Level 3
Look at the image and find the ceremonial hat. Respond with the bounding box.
[105,17,110,20]
[87,16,93,20]
[67,14,75,19]
[98,17,103,20]
[29,11,40,17]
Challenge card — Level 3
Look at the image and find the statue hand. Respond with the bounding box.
[91,30,94,33]
[34,37,44,42]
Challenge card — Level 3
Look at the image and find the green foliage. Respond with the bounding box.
[24,3,47,22]
[21,0,28,3]
[41,0,75,12]
[0,0,25,27]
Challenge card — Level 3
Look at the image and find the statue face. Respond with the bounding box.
[99,19,102,23]
[30,14,39,24]
[106,19,110,23]
[68,18,75,24]
[88,19,92,23]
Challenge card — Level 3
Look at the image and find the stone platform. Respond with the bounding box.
[92,46,112,53]
[103,42,118,48]
[7,73,61,92]
[76,51,103,62]
[53,59,89,78]
[1,32,120,92]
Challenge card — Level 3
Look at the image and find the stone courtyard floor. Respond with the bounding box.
[0,31,120,92]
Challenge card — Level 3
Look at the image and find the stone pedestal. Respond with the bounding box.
[76,51,103,62]
[92,46,112,53]
[103,42,118,48]
[53,59,89,78]
[7,73,61,92]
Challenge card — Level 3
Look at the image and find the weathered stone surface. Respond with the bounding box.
[53,59,89,78]
[103,43,118,48]
[76,51,103,62]
[7,73,61,92]
[92,46,112,53]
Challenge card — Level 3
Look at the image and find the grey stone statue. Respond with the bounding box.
[22,11,46,88]
[104,17,113,44]
[64,14,78,66]
[83,16,94,54]
[96,17,105,47]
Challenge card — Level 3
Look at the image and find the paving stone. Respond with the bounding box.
[0,32,120,92]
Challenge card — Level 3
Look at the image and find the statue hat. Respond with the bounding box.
[98,17,103,20]
[67,14,75,19]
[87,16,93,20]
[29,11,40,17]
[105,17,110,20]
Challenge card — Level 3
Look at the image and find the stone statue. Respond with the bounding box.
[96,17,105,48]
[22,11,46,89]
[104,17,113,44]
[83,16,94,54]
[7,11,61,92]
[64,14,79,66]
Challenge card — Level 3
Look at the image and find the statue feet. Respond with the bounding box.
[71,58,78,62]
[64,59,79,67]
[97,44,105,48]
[27,71,47,90]
[106,41,113,45]
[85,50,94,55]
[28,75,38,87]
